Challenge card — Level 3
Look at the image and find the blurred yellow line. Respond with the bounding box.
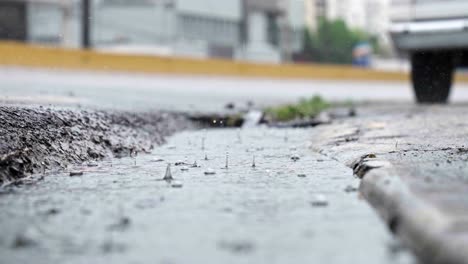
[1,41,467,83]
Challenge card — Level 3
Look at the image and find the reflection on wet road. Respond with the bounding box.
[0,128,415,264]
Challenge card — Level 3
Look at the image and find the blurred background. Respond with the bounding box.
[0,0,406,71]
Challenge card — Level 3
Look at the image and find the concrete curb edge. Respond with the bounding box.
[359,163,468,264]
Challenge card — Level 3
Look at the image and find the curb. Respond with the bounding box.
[356,158,468,264]
[0,41,410,82]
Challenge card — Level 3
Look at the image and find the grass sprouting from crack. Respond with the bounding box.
[265,96,331,122]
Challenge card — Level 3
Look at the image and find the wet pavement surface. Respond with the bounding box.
[0,128,415,264]
[7,66,468,112]
[0,106,191,184]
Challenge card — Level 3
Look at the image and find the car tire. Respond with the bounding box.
[411,51,455,104]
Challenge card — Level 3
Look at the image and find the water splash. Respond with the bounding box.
[163,163,173,181]
[236,128,242,143]
[224,152,229,169]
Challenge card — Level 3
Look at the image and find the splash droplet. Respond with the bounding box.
[163,163,173,181]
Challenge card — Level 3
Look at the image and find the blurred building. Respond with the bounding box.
[0,0,78,45]
[304,0,391,47]
[0,0,303,63]
[240,0,303,62]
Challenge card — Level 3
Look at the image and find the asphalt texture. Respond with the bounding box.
[0,128,416,264]
[0,106,191,184]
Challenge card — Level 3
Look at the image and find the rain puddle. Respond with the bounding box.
[0,128,415,264]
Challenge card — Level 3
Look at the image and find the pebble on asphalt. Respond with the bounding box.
[87,162,99,167]
[107,217,131,232]
[291,154,300,162]
[344,185,358,193]
[175,160,185,166]
[171,181,183,188]
[69,171,84,177]
[218,240,255,254]
[204,168,216,175]
[311,194,329,207]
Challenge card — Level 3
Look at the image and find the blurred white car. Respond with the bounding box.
[390,0,468,103]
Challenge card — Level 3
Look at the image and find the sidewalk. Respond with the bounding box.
[312,103,468,264]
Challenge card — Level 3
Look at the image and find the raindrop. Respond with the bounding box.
[252,155,256,168]
[163,163,173,181]
[132,150,138,166]
[311,194,328,207]
[191,161,199,168]
[204,168,216,175]
[236,128,242,143]
[204,153,209,161]
[284,131,289,142]
[224,152,229,169]
[201,129,207,150]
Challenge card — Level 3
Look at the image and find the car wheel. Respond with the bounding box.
[411,51,455,103]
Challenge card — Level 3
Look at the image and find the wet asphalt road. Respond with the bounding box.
[0,128,416,264]
[2,66,468,112]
